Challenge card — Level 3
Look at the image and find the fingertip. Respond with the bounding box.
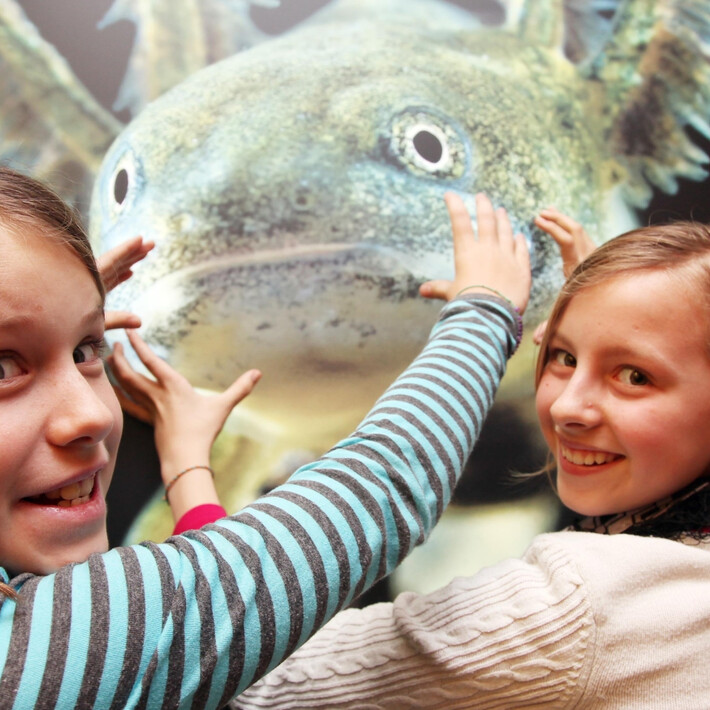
[443,191,463,210]
[125,328,142,346]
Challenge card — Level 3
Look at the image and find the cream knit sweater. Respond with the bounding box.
[236,531,710,708]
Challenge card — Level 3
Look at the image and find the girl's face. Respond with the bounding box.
[536,269,710,517]
[0,225,122,576]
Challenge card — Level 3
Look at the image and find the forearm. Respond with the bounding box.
[0,296,519,708]
[216,295,519,686]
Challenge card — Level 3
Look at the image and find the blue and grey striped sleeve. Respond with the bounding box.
[0,295,519,709]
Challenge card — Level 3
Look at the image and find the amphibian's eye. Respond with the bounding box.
[102,148,141,219]
[114,168,129,205]
[413,129,443,163]
[386,109,469,179]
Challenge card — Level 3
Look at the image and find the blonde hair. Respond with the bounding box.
[535,221,710,388]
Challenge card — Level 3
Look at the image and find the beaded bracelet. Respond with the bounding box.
[163,465,215,502]
[454,284,524,350]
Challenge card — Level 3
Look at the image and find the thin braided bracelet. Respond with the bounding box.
[163,465,215,502]
[454,284,523,350]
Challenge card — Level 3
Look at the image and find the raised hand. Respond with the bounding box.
[534,208,595,278]
[419,193,531,314]
[532,208,597,343]
[97,237,155,330]
[107,329,261,521]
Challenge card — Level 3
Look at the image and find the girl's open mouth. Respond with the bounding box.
[24,475,96,507]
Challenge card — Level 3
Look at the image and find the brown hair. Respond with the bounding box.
[535,221,710,388]
[0,167,103,598]
[0,166,104,301]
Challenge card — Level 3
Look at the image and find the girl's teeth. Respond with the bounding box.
[39,476,95,505]
[59,483,81,500]
[57,496,90,507]
[563,446,615,465]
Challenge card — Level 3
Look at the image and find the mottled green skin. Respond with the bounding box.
[93,24,623,396]
[90,16,633,540]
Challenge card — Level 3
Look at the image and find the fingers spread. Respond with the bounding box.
[474,193,496,242]
[98,237,155,291]
[494,207,518,257]
[223,370,262,407]
[444,192,475,241]
[105,310,141,331]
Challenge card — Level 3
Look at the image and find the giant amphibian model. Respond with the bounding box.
[1,0,709,552]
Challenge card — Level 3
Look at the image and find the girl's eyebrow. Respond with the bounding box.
[0,304,104,331]
[81,304,105,327]
[547,331,573,349]
[0,313,35,330]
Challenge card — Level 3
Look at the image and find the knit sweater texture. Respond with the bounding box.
[0,296,518,709]
[236,513,710,708]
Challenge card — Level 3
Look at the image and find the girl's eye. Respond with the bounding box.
[0,356,22,380]
[618,366,649,386]
[551,349,576,368]
[73,339,105,365]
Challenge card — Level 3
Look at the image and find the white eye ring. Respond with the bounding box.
[404,123,451,171]
[388,109,469,179]
[104,149,140,219]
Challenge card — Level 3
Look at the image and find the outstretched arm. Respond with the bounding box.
[107,329,261,524]
[0,194,531,708]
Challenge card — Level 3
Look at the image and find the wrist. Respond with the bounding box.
[158,445,213,485]
[163,465,215,501]
[162,464,221,523]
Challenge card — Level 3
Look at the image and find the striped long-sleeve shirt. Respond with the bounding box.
[0,296,519,709]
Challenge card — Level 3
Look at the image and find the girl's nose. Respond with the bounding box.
[548,374,602,431]
[45,367,116,448]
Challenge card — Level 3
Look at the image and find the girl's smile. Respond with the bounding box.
[557,442,622,474]
[0,225,122,576]
[536,269,710,516]
[27,472,98,506]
